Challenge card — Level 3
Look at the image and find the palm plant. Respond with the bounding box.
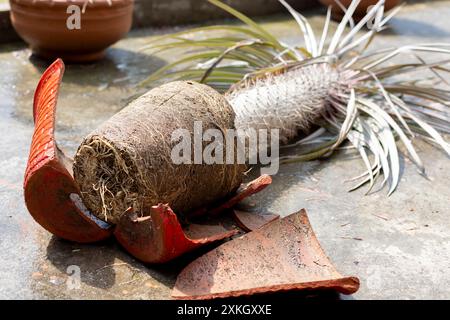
[141,0,450,195]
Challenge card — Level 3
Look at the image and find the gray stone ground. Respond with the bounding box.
[0,1,449,299]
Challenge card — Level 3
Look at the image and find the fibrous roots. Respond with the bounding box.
[74,81,246,223]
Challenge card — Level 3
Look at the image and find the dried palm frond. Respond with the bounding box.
[141,0,450,194]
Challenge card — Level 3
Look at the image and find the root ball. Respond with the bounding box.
[73,81,246,224]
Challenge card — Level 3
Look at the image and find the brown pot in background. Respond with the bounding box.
[10,0,134,62]
[319,0,400,21]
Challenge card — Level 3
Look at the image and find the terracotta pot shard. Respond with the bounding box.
[173,209,360,300]
[24,59,113,243]
[192,174,272,218]
[114,204,239,264]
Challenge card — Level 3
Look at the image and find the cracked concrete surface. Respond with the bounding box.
[0,1,449,299]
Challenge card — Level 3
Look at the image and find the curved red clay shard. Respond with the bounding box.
[212,174,272,214]
[114,175,271,263]
[173,209,360,300]
[192,174,272,218]
[114,204,238,264]
[24,59,112,243]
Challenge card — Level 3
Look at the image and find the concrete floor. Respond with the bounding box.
[0,1,449,299]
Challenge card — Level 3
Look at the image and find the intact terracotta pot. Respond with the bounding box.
[10,0,134,62]
[319,0,400,21]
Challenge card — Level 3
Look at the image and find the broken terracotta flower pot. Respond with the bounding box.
[173,209,360,299]
[24,59,272,262]
[10,0,134,62]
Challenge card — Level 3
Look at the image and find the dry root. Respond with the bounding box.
[73,81,246,224]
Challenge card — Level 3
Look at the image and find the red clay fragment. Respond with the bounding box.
[114,204,238,264]
[232,210,279,232]
[24,59,112,243]
[113,176,271,263]
[192,174,272,218]
[172,209,360,300]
